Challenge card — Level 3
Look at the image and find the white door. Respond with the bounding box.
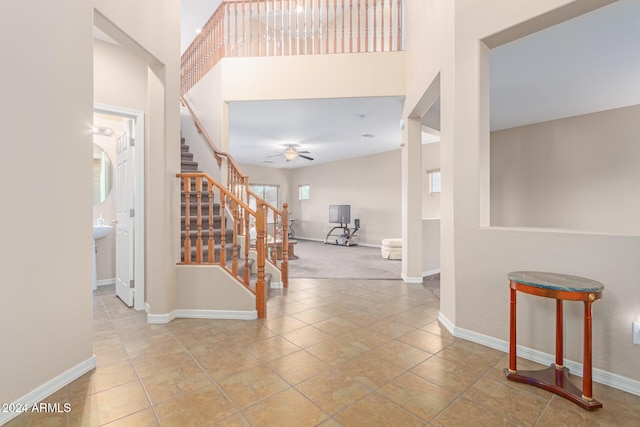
[115,128,135,306]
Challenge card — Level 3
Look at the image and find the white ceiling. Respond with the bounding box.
[175,0,639,169]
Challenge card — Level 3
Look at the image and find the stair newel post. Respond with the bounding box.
[256,201,267,318]
[231,199,239,277]
[207,179,214,263]
[244,213,250,285]
[281,203,289,288]
[183,176,192,264]
[195,176,203,263]
[220,194,227,266]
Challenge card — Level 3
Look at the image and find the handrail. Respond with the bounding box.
[177,172,268,317]
[181,0,404,94]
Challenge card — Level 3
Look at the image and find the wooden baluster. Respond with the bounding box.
[349,0,353,53]
[387,0,392,52]
[208,180,214,263]
[287,0,292,55]
[232,200,239,276]
[225,2,230,58]
[220,195,226,266]
[396,0,401,51]
[333,0,337,53]
[280,0,285,56]
[271,210,278,264]
[341,0,346,53]
[281,203,289,288]
[195,176,203,263]
[249,0,253,56]
[183,177,192,263]
[303,0,307,54]
[364,0,369,52]
[256,201,266,318]
[373,0,377,51]
[244,213,250,285]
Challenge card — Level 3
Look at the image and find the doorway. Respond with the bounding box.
[93,105,145,311]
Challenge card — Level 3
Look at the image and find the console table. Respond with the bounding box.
[504,271,604,410]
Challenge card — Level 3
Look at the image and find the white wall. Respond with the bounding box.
[0,0,94,408]
[289,150,402,245]
[491,105,640,234]
[421,141,441,219]
[444,0,640,385]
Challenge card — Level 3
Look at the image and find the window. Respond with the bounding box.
[299,184,310,200]
[428,170,441,194]
[249,184,278,222]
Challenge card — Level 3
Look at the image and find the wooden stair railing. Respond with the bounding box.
[177,172,268,318]
[181,0,404,94]
[180,96,289,290]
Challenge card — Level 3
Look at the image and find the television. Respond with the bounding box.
[329,205,350,225]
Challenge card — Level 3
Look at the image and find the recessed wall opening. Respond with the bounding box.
[487,0,640,235]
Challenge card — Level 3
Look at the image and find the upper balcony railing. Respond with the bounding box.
[181,0,403,94]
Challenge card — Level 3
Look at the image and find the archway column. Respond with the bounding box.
[401,117,423,283]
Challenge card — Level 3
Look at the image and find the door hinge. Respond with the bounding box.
[129,279,135,288]
[130,208,135,217]
[129,138,135,147]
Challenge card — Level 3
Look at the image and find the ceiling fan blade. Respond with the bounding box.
[299,154,314,161]
[266,153,284,158]
[298,150,311,154]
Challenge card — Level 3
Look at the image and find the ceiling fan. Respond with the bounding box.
[268,145,314,162]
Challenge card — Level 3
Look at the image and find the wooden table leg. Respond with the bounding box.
[583,300,594,400]
[556,300,563,369]
[509,286,517,373]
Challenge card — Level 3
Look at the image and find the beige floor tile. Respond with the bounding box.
[141,361,213,405]
[431,396,517,427]
[312,317,359,336]
[338,353,405,389]
[262,315,308,334]
[537,396,607,427]
[93,337,129,367]
[334,393,424,427]
[378,372,459,422]
[68,359,138,400]
[198,347,263,382]
[398,328,455,355]
[296,368,373,415]
[267,350,331,385]
[291,308,335,324]
[435,340,504,370]
[131,349,195,378]
[420,320,455,339]
[411,355,487,394]
[390,307,440,328]
[461,376,549,425]
[217,365,291,409]
[2,409,68,427]
[281,325,333,348]
[68,381,150,427]
[338,328,393,351]
[306,337,366,366]
[242,388,328,426]
[366,319,416,339]
[246,335,302,362]
[102,408,159,426]
[154,384,237,427]
[211,413,252,426]
[369,339,432,370]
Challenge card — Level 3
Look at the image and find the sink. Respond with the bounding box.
[93,225,113,239]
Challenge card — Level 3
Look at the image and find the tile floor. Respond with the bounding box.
[6,278,640,426]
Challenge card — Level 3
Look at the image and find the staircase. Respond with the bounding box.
[180,137,269,289]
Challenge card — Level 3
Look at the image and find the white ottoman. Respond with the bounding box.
[381,238,402,260]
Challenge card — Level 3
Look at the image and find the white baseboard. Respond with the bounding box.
[295,236,380,248]
[437,312,640,397]
[96,278,115,287]
[401,273,423,284]
[270,281,284,289]
[147,309,257,323]
[422,269,440,277]
[0,356,96,425]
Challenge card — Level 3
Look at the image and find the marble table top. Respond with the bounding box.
[508,271,604,293]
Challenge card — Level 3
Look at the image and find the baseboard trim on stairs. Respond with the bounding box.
[0,356,96,426]
[270,281,283,289]
[422,269,440,277]
[437,312,640,397]
[147,309,258,323]
[401,273,423,284]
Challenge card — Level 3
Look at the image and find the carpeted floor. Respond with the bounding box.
[288,239,402,280]
[286,240,440,299]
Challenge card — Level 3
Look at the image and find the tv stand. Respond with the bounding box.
[324,223,359,247]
